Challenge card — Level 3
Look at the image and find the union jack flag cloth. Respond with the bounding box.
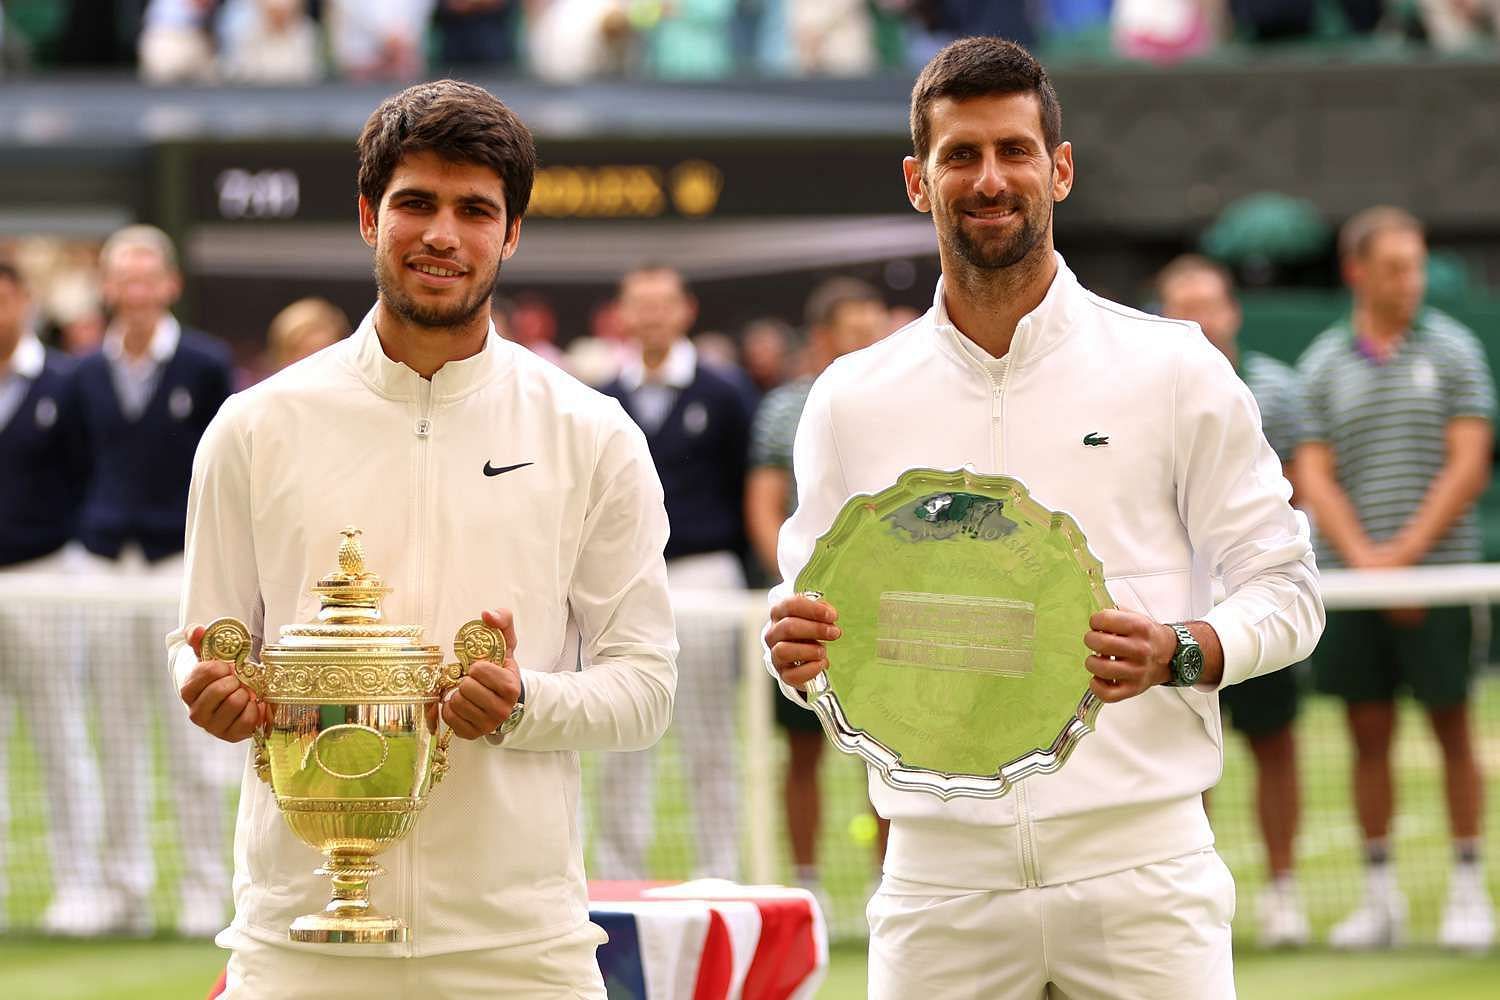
[589,880,828,1000]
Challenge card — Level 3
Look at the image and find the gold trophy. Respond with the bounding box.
[198,526,503,944]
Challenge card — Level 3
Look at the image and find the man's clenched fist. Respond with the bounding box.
[441,608,524,740]
[181,623,267,742]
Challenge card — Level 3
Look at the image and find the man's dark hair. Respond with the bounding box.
[910,37,1063,163]
[804,276,882,329]
[357,80,537,226]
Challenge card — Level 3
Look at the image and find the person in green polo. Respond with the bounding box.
[1296,206,1496,952]
[1157,253,1311,948]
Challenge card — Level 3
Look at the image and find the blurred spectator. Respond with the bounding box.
[1157,254,1310,948]
[886,302,921,333]
[1231,0,1382,41]
[217,0,322,84]
[900,0,1040,66]
[264,295,350,372]
[744,276,889,909]
[528,0,635,82]
[1418,0,1500,50]
[645,0,736,79]
[740,315,794,392]
[325,0,433,81]
[1113,0,1217,63]
[0,261,108,936]
[595,264,753,882]
[1296,207,1496,952]
[691,329,739,369]
[434,0,523,68]
[787,0,876,75]
[73,225,236,937]
[139,0,218,84]
[507,290,570,365]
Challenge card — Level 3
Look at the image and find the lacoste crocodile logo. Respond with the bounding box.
[483,461,534,477]
[1082,432,1109,447]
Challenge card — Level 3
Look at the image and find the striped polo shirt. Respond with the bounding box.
[1240,351,1305,463]
[1297,308,1496,568]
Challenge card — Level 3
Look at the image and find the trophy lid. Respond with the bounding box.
[269,527,437,652]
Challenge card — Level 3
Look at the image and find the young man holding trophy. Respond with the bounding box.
[765,39,1324,998]
[170,81,677,997]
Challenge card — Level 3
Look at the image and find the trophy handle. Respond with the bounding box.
[200,617,272,785]
[432,619,508,786]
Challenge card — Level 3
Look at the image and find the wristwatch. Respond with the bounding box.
[492,675,527,739]
[1165,623,1204,687]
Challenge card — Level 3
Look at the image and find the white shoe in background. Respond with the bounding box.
[1438,867,1496,952]
[41,887,118,937]
[176,888,227,939]
[1329,879,1407,950]
[92,891,155,937]
[1256,879,1310,948]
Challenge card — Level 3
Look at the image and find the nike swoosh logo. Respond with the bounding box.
[483,461,534,477]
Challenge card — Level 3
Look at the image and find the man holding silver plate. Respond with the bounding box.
[168,81,676,997]
[765,38,1323,999]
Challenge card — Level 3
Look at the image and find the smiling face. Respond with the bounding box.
[359,149,521,336]
[904,93,1072,275]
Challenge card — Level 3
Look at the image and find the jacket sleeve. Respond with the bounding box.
[164,395,265,693]
[497,413,678,752]
[762,373,848,708]
[1178,337,1324,687]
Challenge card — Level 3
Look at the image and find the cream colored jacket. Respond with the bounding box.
[168,310,677,956]
[770,256,1323,890]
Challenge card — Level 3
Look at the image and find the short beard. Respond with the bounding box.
[374,250,499,332]
[942,195,1051,272]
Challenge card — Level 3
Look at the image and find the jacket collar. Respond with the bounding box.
[10,333,45,379]
[618,338,696,393]
[929,251,1079,374]
[349,305,510,401]
[103,313,180,365]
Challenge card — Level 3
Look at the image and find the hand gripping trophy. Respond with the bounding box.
[199,527,503,944]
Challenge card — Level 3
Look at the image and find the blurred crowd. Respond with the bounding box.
[0,0,1495,84]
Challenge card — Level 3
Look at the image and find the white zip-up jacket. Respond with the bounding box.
[167,310,677,956]
[771,257,1322,890]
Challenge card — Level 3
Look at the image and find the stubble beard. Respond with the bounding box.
[942,194,1052,273]
[374,247,500,333]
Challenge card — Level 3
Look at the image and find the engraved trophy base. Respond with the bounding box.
[288,856,408,944]
[289,910,408,944]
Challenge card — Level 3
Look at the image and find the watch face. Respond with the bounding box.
[1178,645,1205,684]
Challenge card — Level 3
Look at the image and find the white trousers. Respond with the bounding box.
[868,848,1237,1000]
[78,548,235,912]
[594,551,744,880]
[221,922,609,999]
[0,548,105,903]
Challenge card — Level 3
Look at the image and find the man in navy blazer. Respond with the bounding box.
[73,225,235,937]
[0,261,110,936]
[594,264,754,883]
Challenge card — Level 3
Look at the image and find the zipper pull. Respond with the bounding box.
[415,418,432,437]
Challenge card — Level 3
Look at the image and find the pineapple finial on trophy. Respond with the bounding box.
[337,526,365,578]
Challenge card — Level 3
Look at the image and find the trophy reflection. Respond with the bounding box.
[199,527,502,943]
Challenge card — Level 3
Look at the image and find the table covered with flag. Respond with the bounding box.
[589,880,827,1000]
[206,879,827,999]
